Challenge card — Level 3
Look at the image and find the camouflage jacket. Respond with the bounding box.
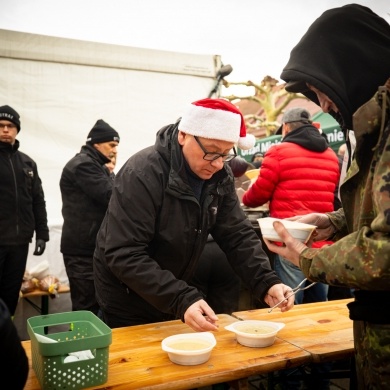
[299,80,390,292]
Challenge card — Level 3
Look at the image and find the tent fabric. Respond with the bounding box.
[0,29,217,76]
[0,29,220,224]
[0,29,220,339]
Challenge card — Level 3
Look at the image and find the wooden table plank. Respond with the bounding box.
[21,284,70,298]
[232,298,354,363]
[22,314,311,390]
[21,284,70,316]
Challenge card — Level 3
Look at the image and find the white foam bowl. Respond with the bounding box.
[257,217,316,243]
[225,320,285,347]
[161,332,216,365]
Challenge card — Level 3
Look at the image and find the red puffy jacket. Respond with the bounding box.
[243,126,340,247]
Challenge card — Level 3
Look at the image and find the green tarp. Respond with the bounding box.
[239,111,344,162]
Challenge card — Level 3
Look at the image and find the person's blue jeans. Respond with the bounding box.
[274,253,328,304]
[274,253,331,389]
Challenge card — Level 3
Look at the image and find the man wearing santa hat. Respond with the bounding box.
[93,98,294,331]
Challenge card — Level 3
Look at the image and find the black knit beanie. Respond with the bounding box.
[0,105,21,132]
[86,119,120,144]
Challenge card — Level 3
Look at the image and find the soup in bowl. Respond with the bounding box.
[225,320,285,347]
[161,332,216,365]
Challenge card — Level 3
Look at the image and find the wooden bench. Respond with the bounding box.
[21,284,70,315]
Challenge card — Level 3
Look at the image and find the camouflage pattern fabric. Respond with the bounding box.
[354,320,390,389]
[299,81,390,290]
[298,81,390,388]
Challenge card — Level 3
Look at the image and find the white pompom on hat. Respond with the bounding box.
[179,98,256,150]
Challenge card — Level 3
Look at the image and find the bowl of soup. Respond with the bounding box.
[161,332,216,365]
[225,320,285,347]
[258,217,316,243]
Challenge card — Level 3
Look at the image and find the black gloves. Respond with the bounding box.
[33,239,46,256]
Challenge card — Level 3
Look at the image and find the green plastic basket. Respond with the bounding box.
[27,311,112,390]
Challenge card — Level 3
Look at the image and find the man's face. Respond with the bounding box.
[178,131,235,180]
[0,121,18,145]
[94,141,119,159]
[307,84,339,114]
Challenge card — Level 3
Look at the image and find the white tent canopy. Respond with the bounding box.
[0,29,220,338]
[0,28,220,224]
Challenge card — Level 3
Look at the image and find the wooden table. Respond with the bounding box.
[22,314,311,390]
[232,298,354,363]
[21,284,70,315]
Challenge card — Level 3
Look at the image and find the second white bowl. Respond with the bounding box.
[225,320,285,347]
[258,217,316,243]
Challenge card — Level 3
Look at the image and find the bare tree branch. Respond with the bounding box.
[223,76,309,137]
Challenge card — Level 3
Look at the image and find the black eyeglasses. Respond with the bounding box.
[194,136,237,162]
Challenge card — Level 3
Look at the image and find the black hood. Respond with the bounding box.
[282,124,329,152]
[281,4,390,131]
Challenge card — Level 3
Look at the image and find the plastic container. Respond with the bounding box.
[225,320,285,347]
[258,217,316,243]
[161,332,216,365]
[27,311,112,390]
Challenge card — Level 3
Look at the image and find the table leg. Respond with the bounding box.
[41,296,49,315]
[41,295,49,334]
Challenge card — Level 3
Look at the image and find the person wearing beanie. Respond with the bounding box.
[263,4,390,388]
[0,105,21,132]
[243,106,340,387]
[60,119,120,316]
[0,105,49,316]
[93,97,294,332]
[243,106,339,301]
[250,152,264,169]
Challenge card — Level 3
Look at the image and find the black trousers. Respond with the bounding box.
[189,240,241,315]
[63,254,100,316]
[0,244,29,316]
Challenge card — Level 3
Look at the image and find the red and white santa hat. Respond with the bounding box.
[178,98,256,150]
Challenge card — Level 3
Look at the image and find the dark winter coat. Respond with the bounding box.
[94,121,281,324]
[0,140,49,245]
[60,144,112,256]
[0,298,29,390]
[280,4,390,320]
[242,124,340,218]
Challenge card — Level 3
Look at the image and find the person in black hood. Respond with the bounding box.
[263,4,390,388]
[280,4,390,134]
[0,105,49,317]
[60,119,120,316]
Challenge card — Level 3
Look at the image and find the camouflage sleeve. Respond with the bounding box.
[326,208,348,240]
[299,90,390,291]
[299,226,390,291]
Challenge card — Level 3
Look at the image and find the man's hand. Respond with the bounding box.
[33,239,46,255]
[263,221,308,266]
[184,299,219,332]
[264,283,295,312]
[287,213,335,241]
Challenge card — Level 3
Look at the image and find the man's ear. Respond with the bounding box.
[177,131,186,146]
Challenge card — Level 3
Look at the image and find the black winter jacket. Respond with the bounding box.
[60,144,112,256]
[94,122,281,324]
[0,298,29,389]
[0,140,49,245]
